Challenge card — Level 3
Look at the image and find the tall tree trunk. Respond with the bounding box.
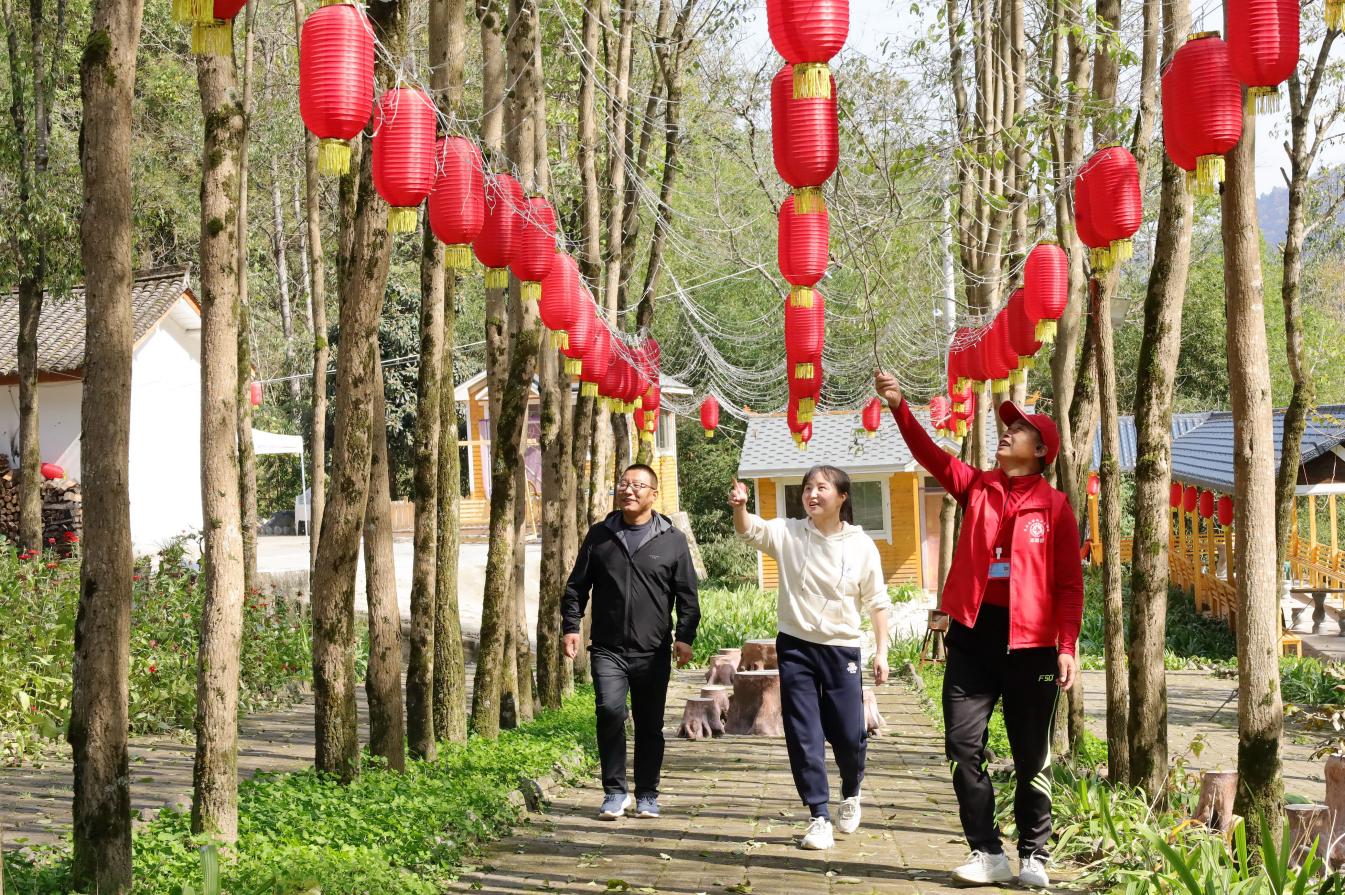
[190,38,247,844]
[270,153,301,404]
[472,0,542,738]
[364,358,405,771]
[235,5,259,596]
[312,0,407,782]
[1224,99,1284,842]
[294,0,328,575]
[1127,0,1191,801]
[16,275,42,552]
[432,0,469,747]
[407,197,445,763]
[70,3,143,888]
[573,0,602,551]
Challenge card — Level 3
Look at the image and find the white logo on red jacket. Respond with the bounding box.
[1025,519,1048,544]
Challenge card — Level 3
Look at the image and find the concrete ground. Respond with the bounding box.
[257,534,542,642]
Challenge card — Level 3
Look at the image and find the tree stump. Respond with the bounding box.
[705,655,737,686]
[700,685,731,721]
[725,670,784,736]
[1325,755,1345,866]
[677,697,725,740]
[1193,771,1238,832]
[716,647,742,665]
[1287,803,1330,868]
[863,687,885,736]
[738,639,777,671]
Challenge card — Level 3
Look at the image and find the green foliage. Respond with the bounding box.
[675,422,746,544]
[1077,569,1236,671]
[699,535,758,588]
[2,693,600,895]
[888,583,923,603]
[0,542,318,763]
[691,585,777,664]
[1280,655,1345,706]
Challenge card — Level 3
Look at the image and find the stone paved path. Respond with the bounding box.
[449,672,1010,895]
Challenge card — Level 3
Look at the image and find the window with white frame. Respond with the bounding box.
[782,478,890,540]
[655,412,676,454]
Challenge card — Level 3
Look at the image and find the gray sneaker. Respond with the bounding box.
[634,794,660,818]
[599,792,632,820]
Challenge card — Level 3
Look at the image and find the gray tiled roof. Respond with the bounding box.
[1091,412,1212,471]
[738,405,997,479]
[0,267,192,376]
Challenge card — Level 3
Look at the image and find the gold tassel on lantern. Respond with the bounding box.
[1089,245,1112,271]
[1109,238,1133,264]
[485,267,509,289]
[173,0,211,24]
[550,331,569,350]
[1329,0,1343,30]
[520,281,541,302]
[191,19,234,56]
[991,377,1010,395]
[956,419,968,438]
[565,358,582,376]
[387,206,418,233]
[795,362,815,380]
[792,63,833,99]
[1011,368,1026,386]
[318,139,352,177]
[793,187,826,215]
[581,381,598,397]
[704,428,715,439]
[1195,154,1224,195]
[444,244,473,271]
[1035,319,1058,343]
[1245,85,1281,116]
[789,286,815,308]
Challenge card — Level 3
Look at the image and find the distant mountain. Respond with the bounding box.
[1258,185,1289,247]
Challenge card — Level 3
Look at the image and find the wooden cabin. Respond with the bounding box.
[736,406,992,593]
[454,371,691,535]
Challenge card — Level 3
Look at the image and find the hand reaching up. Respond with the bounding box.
[874,371,903,409]
[728,479,749,508]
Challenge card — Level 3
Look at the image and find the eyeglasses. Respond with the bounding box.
[616,480,654,493]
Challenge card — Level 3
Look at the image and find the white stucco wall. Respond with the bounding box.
[0,299,203,555]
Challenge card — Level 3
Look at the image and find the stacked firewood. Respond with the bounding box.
[0,456,83,551]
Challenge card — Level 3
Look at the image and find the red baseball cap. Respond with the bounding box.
[998,401,1060,466]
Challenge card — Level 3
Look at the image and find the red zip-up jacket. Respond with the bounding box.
[891,399,1085,655]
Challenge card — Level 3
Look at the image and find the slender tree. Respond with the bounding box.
[69,1,144,887]
[190,21,248,843]
[235,5,260,596]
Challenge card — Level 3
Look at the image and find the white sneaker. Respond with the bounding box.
[835,795,862,834]
[1019,854,1050,888]
[799,815,835,850]
[950,850,1012,885]
[598,792,633,820]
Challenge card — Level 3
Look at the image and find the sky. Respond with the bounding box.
[735,0,1333,196]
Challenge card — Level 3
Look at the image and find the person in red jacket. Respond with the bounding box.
[874,371,1084,889]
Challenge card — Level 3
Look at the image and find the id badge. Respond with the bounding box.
[988,560,1011,580]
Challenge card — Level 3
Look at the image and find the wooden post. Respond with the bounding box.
[1310,495,1319,551]
[1208,506,1217,601]
[1193,509,1204,610]
[1330,494,1338,561]
[1088,491,1101,564]
[1175,501,1186,587]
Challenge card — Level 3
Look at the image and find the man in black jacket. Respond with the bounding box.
[562,463,700,820]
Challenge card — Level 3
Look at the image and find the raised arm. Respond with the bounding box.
[729,479,785,559]
[874,371,979,504]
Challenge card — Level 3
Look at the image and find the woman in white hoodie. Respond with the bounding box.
[729,465,890,851]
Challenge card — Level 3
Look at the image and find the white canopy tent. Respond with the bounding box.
[251,428,307,534]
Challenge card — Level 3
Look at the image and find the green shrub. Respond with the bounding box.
[1281,655,1345,705]
[0,542,319,763]
[3,692,600,895]
[699,535,758,588]
[1077,568,1235,670]
[692,585,777,663]
[887,583,924,603]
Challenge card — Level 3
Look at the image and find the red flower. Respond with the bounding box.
[133,574,143,581]
[47,537,56,545]
[148,663,158,674]
[62,532,78,544]
[45,562,58,569]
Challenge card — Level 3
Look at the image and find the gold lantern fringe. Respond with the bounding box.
[991,377,1010,395]
[1020,357,1035,372]
[565,358,582,376]
[1195,154,1224,195]
[952,400,966,413]
[795,362,815,379]
[581,381,598,397]
[865,429,877,439]
[521,281,541,302]
[318,0,345,5]
[550,331,569,350]
[793,187,826,215]
[1090,245,1112,271]
[318,139,352,177]
[1109,238,1133,265]
[792,63,833,99]
[634,396,643,409]
[641,430,654,443]
[485,267,509,289]
[387,206,418,233]
[191,20,234,56]
[444,244,473,270]
[956,419,968,437]
[956,376,970,392]
[1245,85,1281,116]
[1035,319,1058,343]
[704,428,716,439]
[789,286,815,308]
[1329,0,1343,30]
[1011,368,1026,385]
[173,0,212,24]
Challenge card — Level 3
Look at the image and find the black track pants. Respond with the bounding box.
[942,606,1059,858]
[591,646,672,796]
[777,631,867,816]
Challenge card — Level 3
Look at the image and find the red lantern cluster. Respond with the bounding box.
[1162,33,1243,194]
[1227,0,1300,113]
[1074,146,1142,269]
[767,0,849,98]
[428,137,485,270]
[701,396,721,439]
[771,65,839,215]
[785,291,826,382]
[1218,495,1235,526]
[373,88,437,234]
[1199,490,1215,519]
[299,4,375,176]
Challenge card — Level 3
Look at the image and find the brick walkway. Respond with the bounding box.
[450,672,1011,895]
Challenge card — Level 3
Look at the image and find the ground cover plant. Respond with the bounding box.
[1077,569,1237,671]
[690,585,778,663]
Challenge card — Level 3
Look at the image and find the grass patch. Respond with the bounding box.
[2,691,599,894]
[1076,568,1236,671]
[0,542,329,764]
[691,585,778,664]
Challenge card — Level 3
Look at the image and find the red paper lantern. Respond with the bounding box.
[988,313,1019,395]
[190,0,248,56]
[861,397,882,436]
[1199,490,1215,519]
[701,396,721,438]
[1226,0,1299,113]
[428,137,485,270]
[372,88,437,234]
[928,395,950,436]
[1072,156,1112,271]
[1006,289,1043,376]
[767,0,849,98]
[778,194,829,308]
[1168,33,1243,193]
[1161,46,1200,183]
[540,254,583,349]
[787,401,813,448]
[40,462,64,481]
[1087,473,1100,497]
[951,389,976,438]
[249,381,262,407]
[784,290,826,380]
[771,64,839,214]
[579,324,612,397]
[1183,485,1198,513]
[979,324,1010,392]
[1085,145,1143,266]
[947,355,972,410]
[640,383,662,441]
[473,173,524,288]
[1024,242,1069,343]
[789,366,821,423]
[1170,482,1183,508]
[299,4,374,177]
[1218,495,1234,526]
[510,196,557,302]
[560,310,595,377]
